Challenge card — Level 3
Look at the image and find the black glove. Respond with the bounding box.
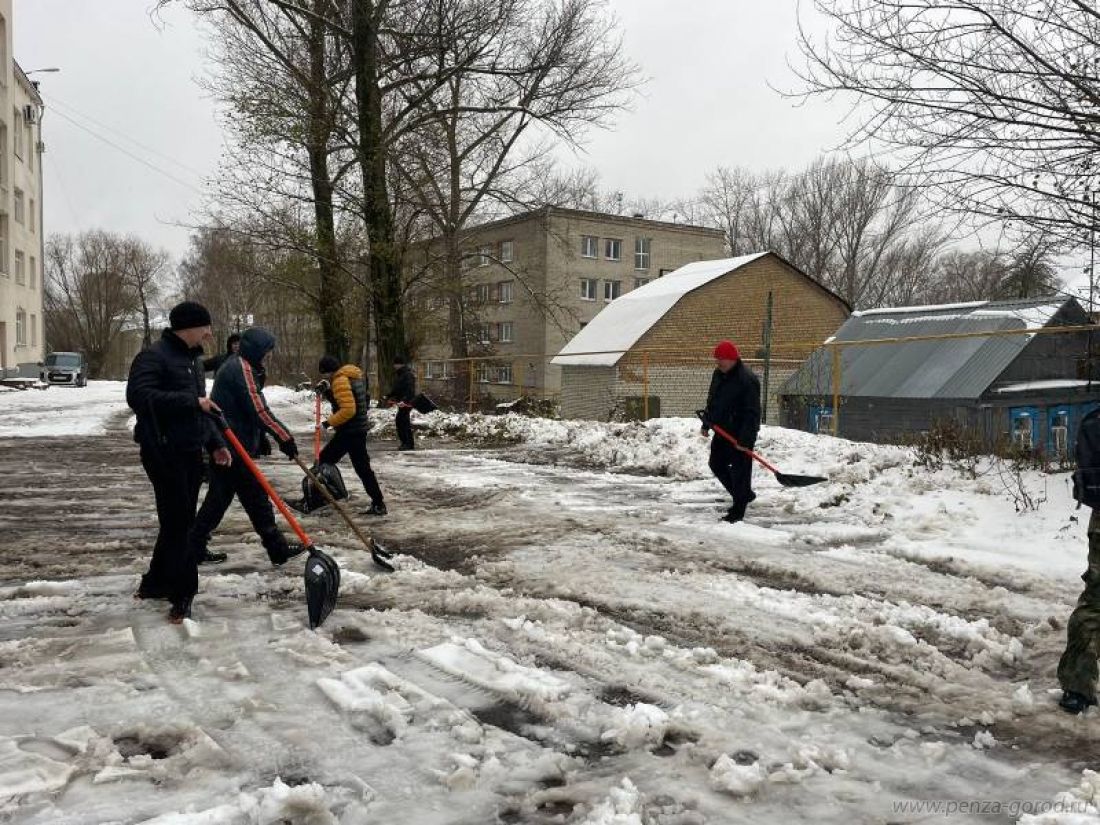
[321,420,331,431]
[314,379,330,395]
[279,439,298,459]
[695,409,711,429]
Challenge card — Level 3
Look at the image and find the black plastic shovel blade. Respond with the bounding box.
[304,547,341,629]
[371,541,395,573]
[774,472,829,488]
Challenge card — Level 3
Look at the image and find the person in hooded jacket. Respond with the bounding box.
[203,333,241,374]
[188,327,306,566]
[700,340,761,523]
[317,355,387,515]
[127,301,230,623]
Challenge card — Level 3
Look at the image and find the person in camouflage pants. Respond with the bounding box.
[1058,510,1100,714]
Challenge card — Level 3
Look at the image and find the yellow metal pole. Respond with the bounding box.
[642,351,650,420]
[830,343,841,437]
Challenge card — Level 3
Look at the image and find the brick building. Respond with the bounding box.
[551,252,850,421]
[409,207,726,402]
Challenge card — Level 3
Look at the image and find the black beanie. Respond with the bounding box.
[169,301,212,331]
[318,355,340,373]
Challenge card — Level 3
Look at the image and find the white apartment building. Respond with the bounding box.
[0,0,44,376]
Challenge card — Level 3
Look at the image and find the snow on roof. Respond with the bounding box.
[853,300,989,317]
[993,379,1095,394]
[551,253,769,367]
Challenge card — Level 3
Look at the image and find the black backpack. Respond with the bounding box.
[1073,408,1100,508]
[299,462,349,512]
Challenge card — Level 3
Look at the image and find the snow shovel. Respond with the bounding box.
[292,455,396,573]
[313,392,323,462]
[696,410,828,488]
[208,413,341,629]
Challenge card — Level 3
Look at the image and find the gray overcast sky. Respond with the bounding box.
[14,0,848,262]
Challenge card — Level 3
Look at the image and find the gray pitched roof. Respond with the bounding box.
[782,296,1085,400]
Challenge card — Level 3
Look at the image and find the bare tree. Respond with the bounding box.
[797,0,1100,247]
[121,238,170,349]
[44,232,143,378]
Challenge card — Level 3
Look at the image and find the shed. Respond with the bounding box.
[779,296,1097,455]
[551,252,850,421]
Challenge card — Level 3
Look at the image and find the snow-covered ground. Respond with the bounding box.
[1,382,1099,823]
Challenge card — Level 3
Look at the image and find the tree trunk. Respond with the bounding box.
[353,0,405,391]
[308,5,348,362]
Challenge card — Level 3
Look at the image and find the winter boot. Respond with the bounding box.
[270,543,308,567]
[168,598,193,625]
[1059,690,1098,715]
[199,550,228,565]
[365,501,388,517]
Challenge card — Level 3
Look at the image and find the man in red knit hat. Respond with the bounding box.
[700,339,761,523]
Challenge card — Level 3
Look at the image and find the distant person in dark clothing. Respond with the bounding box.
[127,300,230,623]
[700,340,761,523]
[318,355,387,515]
[189,327,305,567]
[203,333,241,374]
[386,354,417,451]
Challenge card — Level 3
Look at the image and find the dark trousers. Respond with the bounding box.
[709,437,754,514]
[1059,511,1100,698]
[395,406,414,448]
[140,448,204,607]
[190,458,290,561]
[320,429,384,505]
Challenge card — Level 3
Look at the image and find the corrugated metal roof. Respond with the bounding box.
[782,297,1079,400]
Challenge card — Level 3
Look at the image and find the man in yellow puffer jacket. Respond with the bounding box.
[317,355,387,516]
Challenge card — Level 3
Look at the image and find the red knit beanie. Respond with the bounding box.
[713,340,740,361]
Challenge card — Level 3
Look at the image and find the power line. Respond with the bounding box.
[48,107,206,196]
[42,92,211,180]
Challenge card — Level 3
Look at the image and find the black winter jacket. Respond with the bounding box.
[703,361,761,449]
[211,328,294,457]
[127,329,224,453]
[386,365,416,404]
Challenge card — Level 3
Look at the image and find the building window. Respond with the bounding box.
[426,360,453,379]
[472,283,490,304]
[659,268,673,278]
[634,237,651,270]
[28,256,35,289]
[30,314,36,347]
[0,215,9,274]
[476,363,491,383]
[500,240,514,263]
[603,280,621,301]
[604,238,622,261]
[28,198,34,233]
[497,321,514,343]
[13,188,23,225]
[25,118,32,172]
[13,250,23,285]
[478,322,492,344]
[580,278,597,301]
[496,364,513,384]
[13,109,23,160]
[478,244,492,267]
[14,308,25,346]
[1050,408,1070,459]
[1010,408,1036,450]
[581,235,598,258]
[810,406,834,435]
[634,277,650,290]
[498,280,513,303]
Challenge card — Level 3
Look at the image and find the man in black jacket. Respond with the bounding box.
[203,333,240,374]
[127,301,230,623]
[386,354,417,451]
[189,328,305,566]
[701,340,761,523]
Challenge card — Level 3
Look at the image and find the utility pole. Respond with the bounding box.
[760,291,774,424]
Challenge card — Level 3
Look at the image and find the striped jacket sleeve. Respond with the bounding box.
[241,360,293,445]
[326,374,356,428]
